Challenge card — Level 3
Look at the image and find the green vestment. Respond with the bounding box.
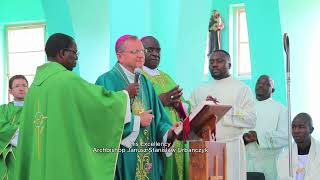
[95,63,172,180]
[0,102,22,180]
[142,69,190,180]
[14,62,128,180]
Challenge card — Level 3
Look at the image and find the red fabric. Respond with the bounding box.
[176,101,187,120]
[182,117,190,142]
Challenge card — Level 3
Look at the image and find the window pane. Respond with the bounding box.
[238,43,251,75]
[8,52,45,75]
[8,27,45,53]
[239,11,248,42]
[24,75,35,86]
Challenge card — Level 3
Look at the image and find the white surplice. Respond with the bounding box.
[190,76,257,180]
[246,98,288,180]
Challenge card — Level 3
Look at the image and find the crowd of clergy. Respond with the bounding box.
[1,33,319,180]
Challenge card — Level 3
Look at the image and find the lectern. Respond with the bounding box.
[175,102,231,180]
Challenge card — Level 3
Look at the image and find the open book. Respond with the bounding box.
[174,101,232,136]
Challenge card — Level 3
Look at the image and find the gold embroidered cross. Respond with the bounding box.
[33,99,47,160]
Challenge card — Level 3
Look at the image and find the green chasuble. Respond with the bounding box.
[95,63,172,180]
[142,69,190,180]
[0,102,23,180]
[14,62,128,180]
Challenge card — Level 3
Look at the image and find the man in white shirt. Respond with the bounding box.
[190,49,256,180]
[278,113,320,180]
[244,75,288,180]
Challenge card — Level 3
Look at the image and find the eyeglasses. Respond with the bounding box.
[64,48,80,57]
[121,49,147,55]
[145,48,161,54]
[12,84,28,89]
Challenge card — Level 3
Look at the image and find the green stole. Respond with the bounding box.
[96,63,172,180]
[142,69,190,180]
[114,65,153,179]
[0,102,23,180]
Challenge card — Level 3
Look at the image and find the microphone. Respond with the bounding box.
[134,68,141,83]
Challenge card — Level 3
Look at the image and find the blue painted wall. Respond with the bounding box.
[0,0,44,24]
[41,0,79,74]
[68,0,110,83]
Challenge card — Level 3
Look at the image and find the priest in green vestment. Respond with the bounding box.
[14,33,130,180]
[0,75,28,180]
[95,35,178,180]
[141,36,190,180]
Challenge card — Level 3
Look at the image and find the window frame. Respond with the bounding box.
[230,4,252,80]
[5,23,46,102]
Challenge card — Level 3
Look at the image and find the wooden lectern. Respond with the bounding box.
[175,102,231,180]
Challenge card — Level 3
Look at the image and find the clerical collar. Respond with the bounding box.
[13,101,24,107]
[142,66,160,76]
[119,64,135,83]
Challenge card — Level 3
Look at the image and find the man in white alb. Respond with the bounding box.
[189,49,256,180]
[277,113,320,180]
[244,75,288,180]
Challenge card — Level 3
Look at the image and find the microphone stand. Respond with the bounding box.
[283,33,293,177]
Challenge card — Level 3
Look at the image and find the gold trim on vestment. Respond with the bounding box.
[33,99,47,160]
